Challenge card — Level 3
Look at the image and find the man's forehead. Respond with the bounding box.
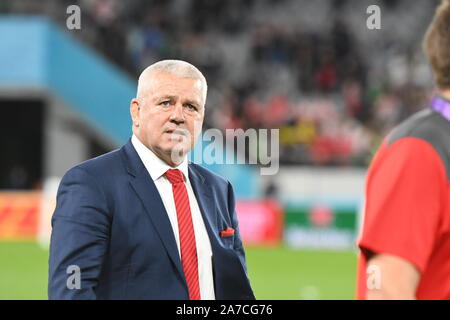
[147,77,204,102]
[147,71,202,87]
[151,78,203,90]
[149,75,202,92]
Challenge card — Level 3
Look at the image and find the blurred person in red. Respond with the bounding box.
[357,0,450,299]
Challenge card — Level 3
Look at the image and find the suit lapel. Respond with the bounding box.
[189,165,239,299]
[121,141,185,281]
[188,165,220,249]
[120,140,224,291]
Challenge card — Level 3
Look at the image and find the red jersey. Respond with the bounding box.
[357,104,450,299]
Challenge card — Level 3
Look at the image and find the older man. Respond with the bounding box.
[48,60,254,300]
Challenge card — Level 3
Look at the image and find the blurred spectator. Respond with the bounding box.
[1,0,440,166]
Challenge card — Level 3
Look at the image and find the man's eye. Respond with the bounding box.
[186,104,198,111]
[159,101,170,106]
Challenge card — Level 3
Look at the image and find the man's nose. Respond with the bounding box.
[169,103,185,123]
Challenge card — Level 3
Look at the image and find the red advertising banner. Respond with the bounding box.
[0,192,41,241]
[236,199,283,246]
[0,192,284,247]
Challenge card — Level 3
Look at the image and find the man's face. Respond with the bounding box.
[131,71,205,166]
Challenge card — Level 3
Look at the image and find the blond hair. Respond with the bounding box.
[423,0,450,90]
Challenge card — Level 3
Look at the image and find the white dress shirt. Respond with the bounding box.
[131,135,215,300]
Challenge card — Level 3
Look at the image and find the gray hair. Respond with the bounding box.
[136,60,208,104]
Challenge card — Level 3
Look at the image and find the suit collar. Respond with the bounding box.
[188,165,220,247]
[120,139,186,283]
[121,140,223,289]
[130,135,189,182]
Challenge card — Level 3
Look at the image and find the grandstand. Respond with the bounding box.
[0,0,441,299]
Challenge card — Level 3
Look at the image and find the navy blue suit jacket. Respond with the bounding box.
[48,140,255,300]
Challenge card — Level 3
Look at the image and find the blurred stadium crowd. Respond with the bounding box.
[1,0,441,166]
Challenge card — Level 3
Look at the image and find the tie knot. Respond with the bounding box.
[165,169,184,184]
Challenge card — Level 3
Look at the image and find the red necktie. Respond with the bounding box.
[164,169,201,300]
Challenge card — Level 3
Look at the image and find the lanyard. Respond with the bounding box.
[431,96,450,122]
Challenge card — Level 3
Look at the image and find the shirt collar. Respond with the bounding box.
[431,95,450,122]
[131,134,189,182]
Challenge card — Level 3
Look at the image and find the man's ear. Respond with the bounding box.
[130,98,140,127]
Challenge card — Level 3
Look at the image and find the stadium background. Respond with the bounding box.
[0,0,441,299]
